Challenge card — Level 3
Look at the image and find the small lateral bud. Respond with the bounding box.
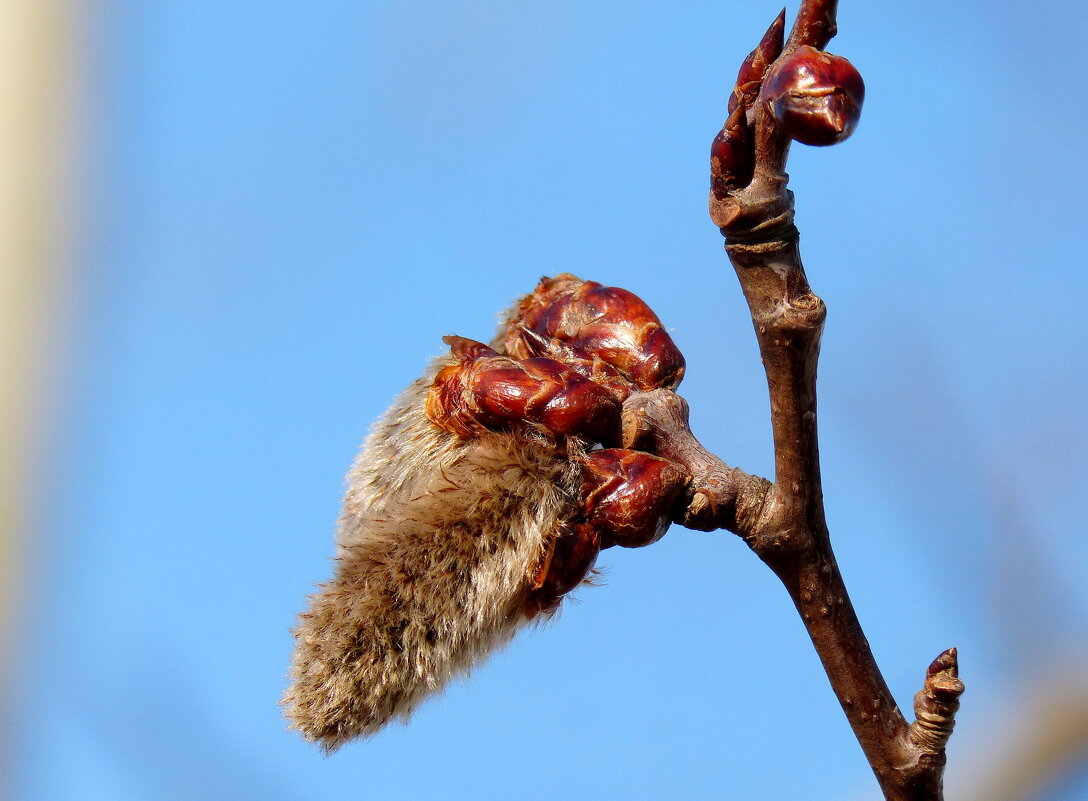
[761,45,864,146]
[909,646,965,752]
[927,647,958,679]
[711,105,753,197]
[729,8,787,114]
[924,647,964,700]
[529,523,601,606]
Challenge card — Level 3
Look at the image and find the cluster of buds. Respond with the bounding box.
[710,11,864,196]
[285,275,692,747]
[712,10,785,198]
[427,274,689,614]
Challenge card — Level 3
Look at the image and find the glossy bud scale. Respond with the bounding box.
[729,8,785,114]
[427,336,620,443]
[505,274,686,393]
[761,45,864,147]
[526,523,601,616]
[711,105,753,198]
[581,449,689,548]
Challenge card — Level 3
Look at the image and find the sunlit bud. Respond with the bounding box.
[581,449,689,548]
[711,105,753,197]
[762,45,864,146]
[729,8,786,114]
[427,338,620,443]
[527,523,601,616]
[506,275,686,392]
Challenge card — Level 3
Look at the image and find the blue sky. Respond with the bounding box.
[7,1,1088,799]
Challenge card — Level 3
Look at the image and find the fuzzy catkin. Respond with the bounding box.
[283,358,583,750]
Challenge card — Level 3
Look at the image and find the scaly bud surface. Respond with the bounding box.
[427,337,620,442]
[581,449,690,548]
[730,8,786,114]
[711,105,754,198]
[506,274,686,392]
[526,523,601,616]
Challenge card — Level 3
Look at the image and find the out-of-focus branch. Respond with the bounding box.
[956,662,1088,801]
[0,0,79,795]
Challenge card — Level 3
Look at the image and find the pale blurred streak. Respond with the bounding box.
[0,0,80,733]
[955,661,1088,801]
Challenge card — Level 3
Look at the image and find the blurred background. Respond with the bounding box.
[3,1,1086,799]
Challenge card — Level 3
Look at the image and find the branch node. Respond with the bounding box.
[619,390,772,538]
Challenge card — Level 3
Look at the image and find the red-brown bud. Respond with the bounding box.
[729,8,786,114]
[711,104,753,198]
[427,337,620,443]
[513,327,635,403]
[761,45,864,146]
[525,522,601,617]
[581,449,689,548]
[505,275,686,392]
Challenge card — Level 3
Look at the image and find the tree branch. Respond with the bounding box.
[785,0,839,52]
[621,389,771,537]
[630,3,964,798]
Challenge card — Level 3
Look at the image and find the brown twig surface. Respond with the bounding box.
[625,2,964,799]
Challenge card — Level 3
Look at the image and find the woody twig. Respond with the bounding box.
[623,3,963,798]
